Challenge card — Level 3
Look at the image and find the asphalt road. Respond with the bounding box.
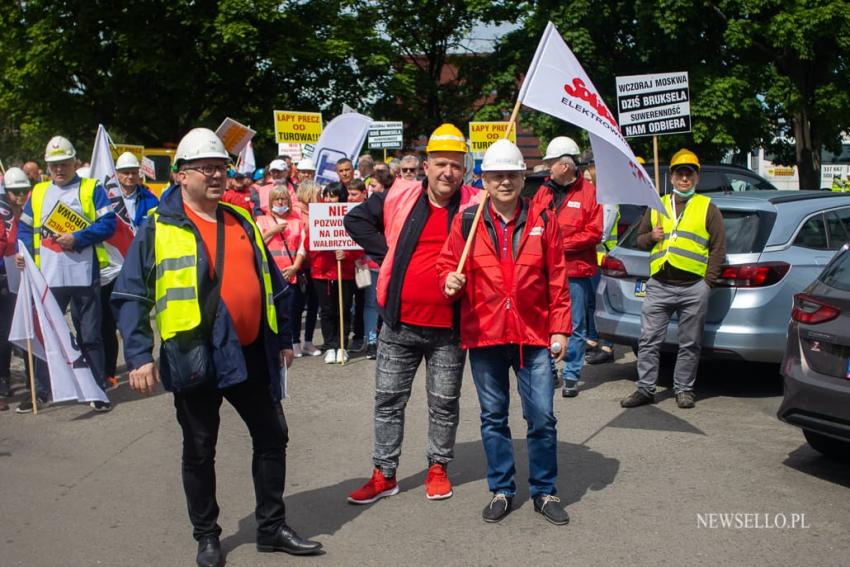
[1,345,848,567]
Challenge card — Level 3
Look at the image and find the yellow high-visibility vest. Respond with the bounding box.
[30,178,109,269]
[649,193,711,277]
[153,202,278,341]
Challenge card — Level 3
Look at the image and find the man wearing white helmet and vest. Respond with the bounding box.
[621,149,726,410]
[531,136,602,398]
[439,139,572,525]
[111,128,321,567]
[114,152,159,230]
[16,136,117,413]
[344,123,481,505]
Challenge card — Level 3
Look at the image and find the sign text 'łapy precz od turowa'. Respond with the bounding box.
[274,111,323,144]
[615,72,691,138]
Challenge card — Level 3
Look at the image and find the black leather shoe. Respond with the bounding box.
[257,525,323,555]
[533,494,570,525]
[196,536,223,567]
[676,391,696,409]
[482,493,513,523]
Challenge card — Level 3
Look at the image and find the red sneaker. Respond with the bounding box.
[425,463,453,500]
[347,468,398,505]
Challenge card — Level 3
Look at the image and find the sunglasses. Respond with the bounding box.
[401,168,417,173]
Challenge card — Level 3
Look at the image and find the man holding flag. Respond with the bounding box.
[16,135,116,412]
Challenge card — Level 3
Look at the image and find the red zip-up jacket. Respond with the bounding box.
[437,198,572,350]
[531,176,602,278]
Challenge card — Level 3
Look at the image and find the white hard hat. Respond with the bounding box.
[481,139,526,172]
[269,159,287,172]
[3,167,31,190]
[44,135,76,163]
[115,151,141,170]
[543,136,581,161]
[296,158,315,171]
[76,166,91,178]
[174,128,229,165]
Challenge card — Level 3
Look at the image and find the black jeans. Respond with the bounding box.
[314,278,354,349]
[172,342,289,541]
[100,280,119,378]
[0,276,13,378]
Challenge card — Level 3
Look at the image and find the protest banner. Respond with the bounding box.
[237,141,256,174]
[274,111,323,144]
[367,121,403,150]
[109,144,144,163]
[517,22,664,212]
[215,117,256,155]
[469,122,517,156]
[9,246,109,410]
[616,72,691,138]
[43,202,89,236]
[140,156,156,179]
[308,202,361,363]
[278,143,303,161]
[312,113,373,185]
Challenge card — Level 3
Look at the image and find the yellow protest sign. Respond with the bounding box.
[468,122,516,153]
[215,118,256,155]
[110,144,144,163]
[274,111,323,144]
[43,202,90,235]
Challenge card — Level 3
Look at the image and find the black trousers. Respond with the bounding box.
[100,280,119,378]
[0,276,13,378]
[314,278,354,349]
[172,342,289,541]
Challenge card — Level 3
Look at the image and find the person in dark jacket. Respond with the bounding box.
[111,128,321,567]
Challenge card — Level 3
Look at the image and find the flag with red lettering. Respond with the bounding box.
[517,22,664,212]
[8,246,109,403]
[90,124,137,262]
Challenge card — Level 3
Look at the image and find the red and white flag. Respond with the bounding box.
[517,22,664,213]
[8,245,109,404]
[90,125,136,260]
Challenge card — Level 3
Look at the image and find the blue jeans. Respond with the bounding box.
[563,277,593,387]
[364,269,380,344]
[469,345,558,498]
[587,270,612,348]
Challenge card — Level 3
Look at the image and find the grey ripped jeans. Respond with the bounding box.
[372,323,466,477]
[636,277,711,395]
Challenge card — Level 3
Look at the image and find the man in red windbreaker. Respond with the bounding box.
[531,136,602,398]
[439,139,572,525]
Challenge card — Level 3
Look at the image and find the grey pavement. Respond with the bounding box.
[1,345,848,566]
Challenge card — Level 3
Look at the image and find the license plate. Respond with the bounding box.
[634,279,647,297]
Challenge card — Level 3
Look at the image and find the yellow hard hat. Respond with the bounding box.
[426,123,467,154]
[635,156,646,165]
[670,149,700,172]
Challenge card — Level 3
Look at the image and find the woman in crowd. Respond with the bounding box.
[257,186,308,357]
[289,180,323,357]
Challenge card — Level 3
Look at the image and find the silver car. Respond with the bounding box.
[595,191,850,364]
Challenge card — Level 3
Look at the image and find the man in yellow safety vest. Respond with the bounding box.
[621,149,726,410]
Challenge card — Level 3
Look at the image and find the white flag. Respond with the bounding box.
[313,112,373,185]
[237,141,256,175]
[518,22,664,213]
[91,124,120,198]
[8,246,109,404]
[90,125,136,265]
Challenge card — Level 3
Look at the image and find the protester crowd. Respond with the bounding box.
[0,121,721,566]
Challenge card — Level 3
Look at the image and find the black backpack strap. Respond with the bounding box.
[461,207,478,240]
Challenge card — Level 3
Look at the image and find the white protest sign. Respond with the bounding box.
[517,22,663,212]
[141,156,156,179]
[277,143,303,161]
[368,121,403,149]
[616,72,691,138]
[308,203,362,251]
[215,117,256,155]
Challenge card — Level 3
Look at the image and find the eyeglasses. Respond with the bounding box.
[183,164,229,177]
[401,168,417,173]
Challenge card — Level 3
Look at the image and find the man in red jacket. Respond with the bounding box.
[531,136,602,398]
[439,139,571,524]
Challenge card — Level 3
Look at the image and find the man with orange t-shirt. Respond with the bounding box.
[112,128,321,567]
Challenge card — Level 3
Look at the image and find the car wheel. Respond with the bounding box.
[803,430,850,461]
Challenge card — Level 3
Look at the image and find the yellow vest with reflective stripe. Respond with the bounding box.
[30,178,109,269]
[597,209,621,265]
[649,193,711,277]
[153,202,278,341]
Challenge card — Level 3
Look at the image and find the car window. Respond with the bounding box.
[819,247,850,291]
[793,214,829,249]
[726,172,775,192]
[826,211,849,249]
[832,207,850,236]
[696,170,731,193]
[619,208,767,254]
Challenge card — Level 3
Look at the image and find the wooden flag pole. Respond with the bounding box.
[337,259,345,365]
[456,98,523,273]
